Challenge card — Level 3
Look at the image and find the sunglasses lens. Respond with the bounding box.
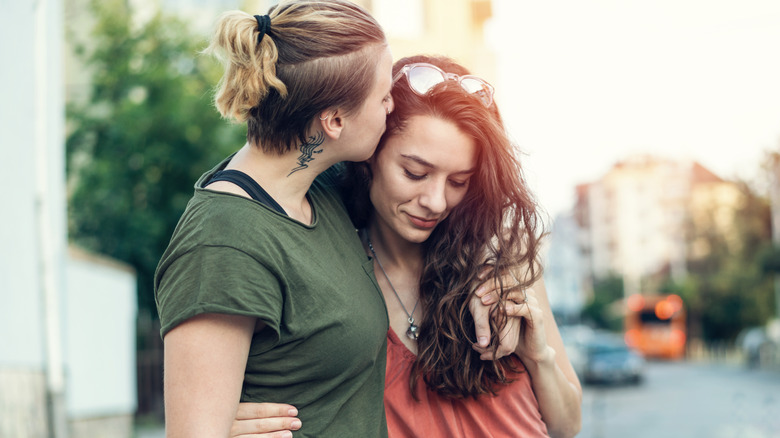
[407,66,445,95]
[460,78,492,107]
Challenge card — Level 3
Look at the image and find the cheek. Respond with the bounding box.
[447,189,469,211]
[377,175,416,210]
[368,168,395,208]
[368,178,382,210]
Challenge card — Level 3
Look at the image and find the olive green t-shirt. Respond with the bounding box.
[154,158,389,437]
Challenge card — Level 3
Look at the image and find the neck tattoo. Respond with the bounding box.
[287,131,325,176]
[367,237,420,340]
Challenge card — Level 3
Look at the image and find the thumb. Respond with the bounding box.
[470,296,492,347]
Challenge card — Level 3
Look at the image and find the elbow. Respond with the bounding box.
[546,397,582,438]
[548,419,582,438]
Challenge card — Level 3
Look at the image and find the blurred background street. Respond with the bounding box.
[581,360,780,438]
[3,0,780,437]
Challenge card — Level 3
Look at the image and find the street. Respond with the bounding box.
[579,360,780,438]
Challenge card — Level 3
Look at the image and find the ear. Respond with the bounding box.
[318,109,345,141]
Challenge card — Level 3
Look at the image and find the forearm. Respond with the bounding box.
[521,347,582,438]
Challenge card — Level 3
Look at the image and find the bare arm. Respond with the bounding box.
[163,313,258,438]
[474,275,582,438]
[512,277,582,438]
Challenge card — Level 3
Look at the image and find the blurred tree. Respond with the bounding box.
[680,180,774,342]
[581,274,624,331]
[760,150,780,275]
[759,245,780,273]
[66,0,245,320]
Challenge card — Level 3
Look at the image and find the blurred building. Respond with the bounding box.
[574,154,740,297]
[371,0,495,79]
[544,213,586,322]
[245,0,497,77]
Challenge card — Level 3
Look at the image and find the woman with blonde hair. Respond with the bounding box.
[154,1,395,436]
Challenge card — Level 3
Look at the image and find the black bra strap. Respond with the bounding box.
[208,169,287,215]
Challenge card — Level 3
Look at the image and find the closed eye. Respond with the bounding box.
[404,169,426,180]
[449,179,468,188]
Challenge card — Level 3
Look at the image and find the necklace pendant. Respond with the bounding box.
[406,323,419,340]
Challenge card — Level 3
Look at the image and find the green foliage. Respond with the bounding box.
[681,180,774,342]
[66,0,245,317]
[581,274,624,331]
[759,245,780,273]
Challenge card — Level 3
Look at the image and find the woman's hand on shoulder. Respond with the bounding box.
[231,402,302,438]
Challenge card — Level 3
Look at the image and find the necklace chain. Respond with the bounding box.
[366,237,420,340]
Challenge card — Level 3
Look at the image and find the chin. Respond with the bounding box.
[358,149,376,162]
[354,144,378,162]
[403,228,434,244]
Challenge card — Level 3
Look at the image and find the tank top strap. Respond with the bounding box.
[208,169,287,215]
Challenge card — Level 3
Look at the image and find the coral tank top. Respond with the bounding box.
[384,329,550,438]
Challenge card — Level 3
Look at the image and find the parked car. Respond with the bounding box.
[736,324,780,369]
[737,327,769,368]
[559,324,594,378]
[581,332,645,385]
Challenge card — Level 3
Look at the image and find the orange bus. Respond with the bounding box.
[624,294,686,359]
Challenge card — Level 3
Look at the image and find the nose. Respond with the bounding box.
[418,179,447,215]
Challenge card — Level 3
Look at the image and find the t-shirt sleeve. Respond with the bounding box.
[156,245,283,346]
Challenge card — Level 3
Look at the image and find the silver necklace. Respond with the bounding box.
[367,238,420,340]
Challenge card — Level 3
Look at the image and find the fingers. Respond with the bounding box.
[473,343,514,360]
[505,289,540,318]
[470,295,492,347]
[479,289,499,306]
[236,403,298,420]
[472,317,520,360]
[475,271,524,305]
[230,418,301,437]
[473,266,497,300]
[230,417,301,438]
[231,419,302,438]
[231,403,301,438]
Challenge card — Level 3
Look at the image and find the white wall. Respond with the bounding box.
[0,0,56,369]
[1,0,137,435]
[65,247,137,419]
[1,0,68,435]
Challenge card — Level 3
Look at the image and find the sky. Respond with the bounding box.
[486,0,780,218]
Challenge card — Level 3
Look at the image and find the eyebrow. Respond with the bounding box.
[400,154,476,175]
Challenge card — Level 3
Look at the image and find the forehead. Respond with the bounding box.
[371,46,394,92]
[381,115,477,169]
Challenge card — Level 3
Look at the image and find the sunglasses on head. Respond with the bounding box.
[392,63,495,108]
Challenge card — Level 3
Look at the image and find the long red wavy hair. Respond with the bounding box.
[343,55,545,398]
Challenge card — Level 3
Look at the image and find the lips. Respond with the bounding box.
[406,213,439,229]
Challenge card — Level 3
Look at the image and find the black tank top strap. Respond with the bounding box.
[208,169,287,215]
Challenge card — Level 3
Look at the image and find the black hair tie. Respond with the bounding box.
[254,14,271,44]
